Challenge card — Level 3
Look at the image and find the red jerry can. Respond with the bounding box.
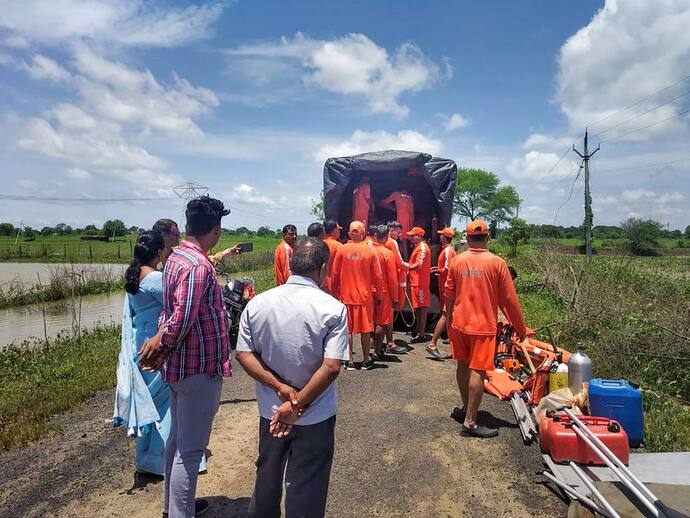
[540,414,629,465]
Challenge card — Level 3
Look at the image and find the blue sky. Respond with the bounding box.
[1,0,689,231]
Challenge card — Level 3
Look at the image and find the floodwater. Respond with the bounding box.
[0,263,127,347]
[0,291,123,347]
[0,263,127,284]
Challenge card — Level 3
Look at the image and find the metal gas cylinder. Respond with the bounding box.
[568,342,592,396]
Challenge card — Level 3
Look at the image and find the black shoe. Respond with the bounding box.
[162,499,209,518]
[344,361,357,370]
[411,334,429,344]
[460,424,498,438]
[387,344,408,354]
[360,360,375,370]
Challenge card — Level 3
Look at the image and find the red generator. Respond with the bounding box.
[540,413,629,465]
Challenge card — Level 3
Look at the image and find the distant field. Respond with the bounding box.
[0,234,281,263]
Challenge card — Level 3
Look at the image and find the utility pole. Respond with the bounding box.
[573,129,599,263]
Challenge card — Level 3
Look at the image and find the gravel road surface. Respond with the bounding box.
[0,334,564,517]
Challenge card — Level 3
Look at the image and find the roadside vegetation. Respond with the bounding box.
[0,267,274,451]
[509,247,690,452]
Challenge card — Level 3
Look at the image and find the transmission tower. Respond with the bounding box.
[174,182,209,221]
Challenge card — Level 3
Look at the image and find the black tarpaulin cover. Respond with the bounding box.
[323,150,457,227]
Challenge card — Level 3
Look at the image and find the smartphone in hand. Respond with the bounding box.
[238,242,253,253]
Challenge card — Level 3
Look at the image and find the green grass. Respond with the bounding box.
[511,247,690,452]
[0,326,121,450]
[0,267,275,451]
[0,234,281,263]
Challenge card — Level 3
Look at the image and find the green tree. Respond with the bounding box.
[102,219,127,238]
[256,226,273,237]
[82,224,100,236]
[685,225,690,239]
[23,226,36,241]
[621,217,663,256]
[0,223,15,236]
[454,169,520,231]
[40,226,54,236]
[502,217,531,256]
[235,226,251,236]
[311,191,325,221]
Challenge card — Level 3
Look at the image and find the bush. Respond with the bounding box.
[621,217,663,256]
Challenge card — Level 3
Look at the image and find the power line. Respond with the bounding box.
[538,145,575,181]
[588,73,690,129]
[600,105,690,143]
[553,161,584,224]
[592,88,690,138]
[594,157,690,173]
[0,194,177,202]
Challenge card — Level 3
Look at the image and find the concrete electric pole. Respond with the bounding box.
[573,129,599,263]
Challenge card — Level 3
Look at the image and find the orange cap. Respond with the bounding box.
[406,226,425,237]
[349,221,365,234]
[466,220,489,236]
[437,227,455,238]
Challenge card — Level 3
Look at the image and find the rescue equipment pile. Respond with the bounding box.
[484,324,678,517]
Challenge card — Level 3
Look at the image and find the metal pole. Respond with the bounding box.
[583,130,592,262]
[563,408,660,506]
[569,462,621,518]
[541,471,612,517]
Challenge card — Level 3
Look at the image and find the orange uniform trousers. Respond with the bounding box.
[346,301,375,334]
[449,327,496,372]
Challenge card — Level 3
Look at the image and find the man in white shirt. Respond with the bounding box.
[236,238,349,518]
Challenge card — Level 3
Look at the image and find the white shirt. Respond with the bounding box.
[236,275,349,425]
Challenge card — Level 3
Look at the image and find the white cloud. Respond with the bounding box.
[621,189,656,203]
[226,32,443,119]
[66,168,92,180]
[506,150,580,181]
[229,184,276,206]
[556,0,690,139]
[0,0,226,48]
[17,179,38,190]
[49,103,97,131]
[21,54,70,82]
[314,129,444,162]
[439,113,470,131]
[522,133,574,152]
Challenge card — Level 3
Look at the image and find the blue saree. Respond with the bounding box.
[113,271,206,475]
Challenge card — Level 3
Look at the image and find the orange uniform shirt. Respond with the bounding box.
[352,183,371,227]
[437,244,456,294]
[323,236,342,292]
[408,240,431,289]
[372,243,399,305]
[273,239,293,286]
[380,192,414,235]
[444,248,527,337]
[331,241,384,305]
[385,237,407,286]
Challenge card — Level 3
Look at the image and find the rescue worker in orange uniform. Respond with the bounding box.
[322,219,342,293]
[274,224,297,285]
[331,221,385,370]
[405,226,431,342]
[445,220,527,438]
[426,227,456,359]
[371,225,400,359]
[385,221,408,305]
[378,191,414,237]
[352,178,372,229]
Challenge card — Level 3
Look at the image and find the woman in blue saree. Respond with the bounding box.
[113,229,206,476]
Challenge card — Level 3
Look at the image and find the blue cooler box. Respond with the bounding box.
[589,378,644,447]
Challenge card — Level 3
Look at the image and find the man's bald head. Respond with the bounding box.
[289,237,330,276]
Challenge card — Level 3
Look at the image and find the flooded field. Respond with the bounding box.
[0,291,123,347]
[0,263,127,284]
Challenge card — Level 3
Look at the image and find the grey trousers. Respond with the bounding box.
[164,373,223,518]
[248,416,336,518]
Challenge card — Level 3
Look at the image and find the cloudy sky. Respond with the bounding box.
[1,0,689,231]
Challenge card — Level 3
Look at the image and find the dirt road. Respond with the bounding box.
[0,334,564,517]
